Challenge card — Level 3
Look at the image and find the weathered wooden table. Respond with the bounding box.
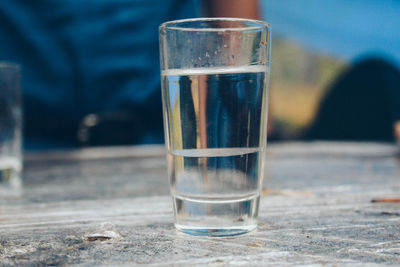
[1,142,400,266]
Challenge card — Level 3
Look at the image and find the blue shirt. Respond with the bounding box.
[0,0,198,149]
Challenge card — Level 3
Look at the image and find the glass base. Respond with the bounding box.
[172,193,260,237]
[175,223,257,237]
[0,158,22,197]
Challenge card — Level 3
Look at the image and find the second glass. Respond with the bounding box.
[0,63,22,195]
[159,18,271,236]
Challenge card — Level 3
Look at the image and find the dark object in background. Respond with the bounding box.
[77,111,153,146]
[305,58,400,141]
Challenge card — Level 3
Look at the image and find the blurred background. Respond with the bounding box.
[263,0,400,141]
[0,0,399,149]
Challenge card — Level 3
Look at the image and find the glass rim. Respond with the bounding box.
[0,62,20,70]
[160,17,270,32]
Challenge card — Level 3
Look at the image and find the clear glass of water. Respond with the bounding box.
[159,18,271,236]
[0,63,22,194]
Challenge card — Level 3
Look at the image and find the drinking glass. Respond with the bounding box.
[0,63,22,194]
[159,18,271,236]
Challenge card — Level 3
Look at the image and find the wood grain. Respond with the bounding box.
[1,142,399,265]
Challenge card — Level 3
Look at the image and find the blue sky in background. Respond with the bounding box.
[261,0,400,68]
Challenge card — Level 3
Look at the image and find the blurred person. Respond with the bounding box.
[0,0,261,150]
[262,0,400,141]
[305,57,400,141]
